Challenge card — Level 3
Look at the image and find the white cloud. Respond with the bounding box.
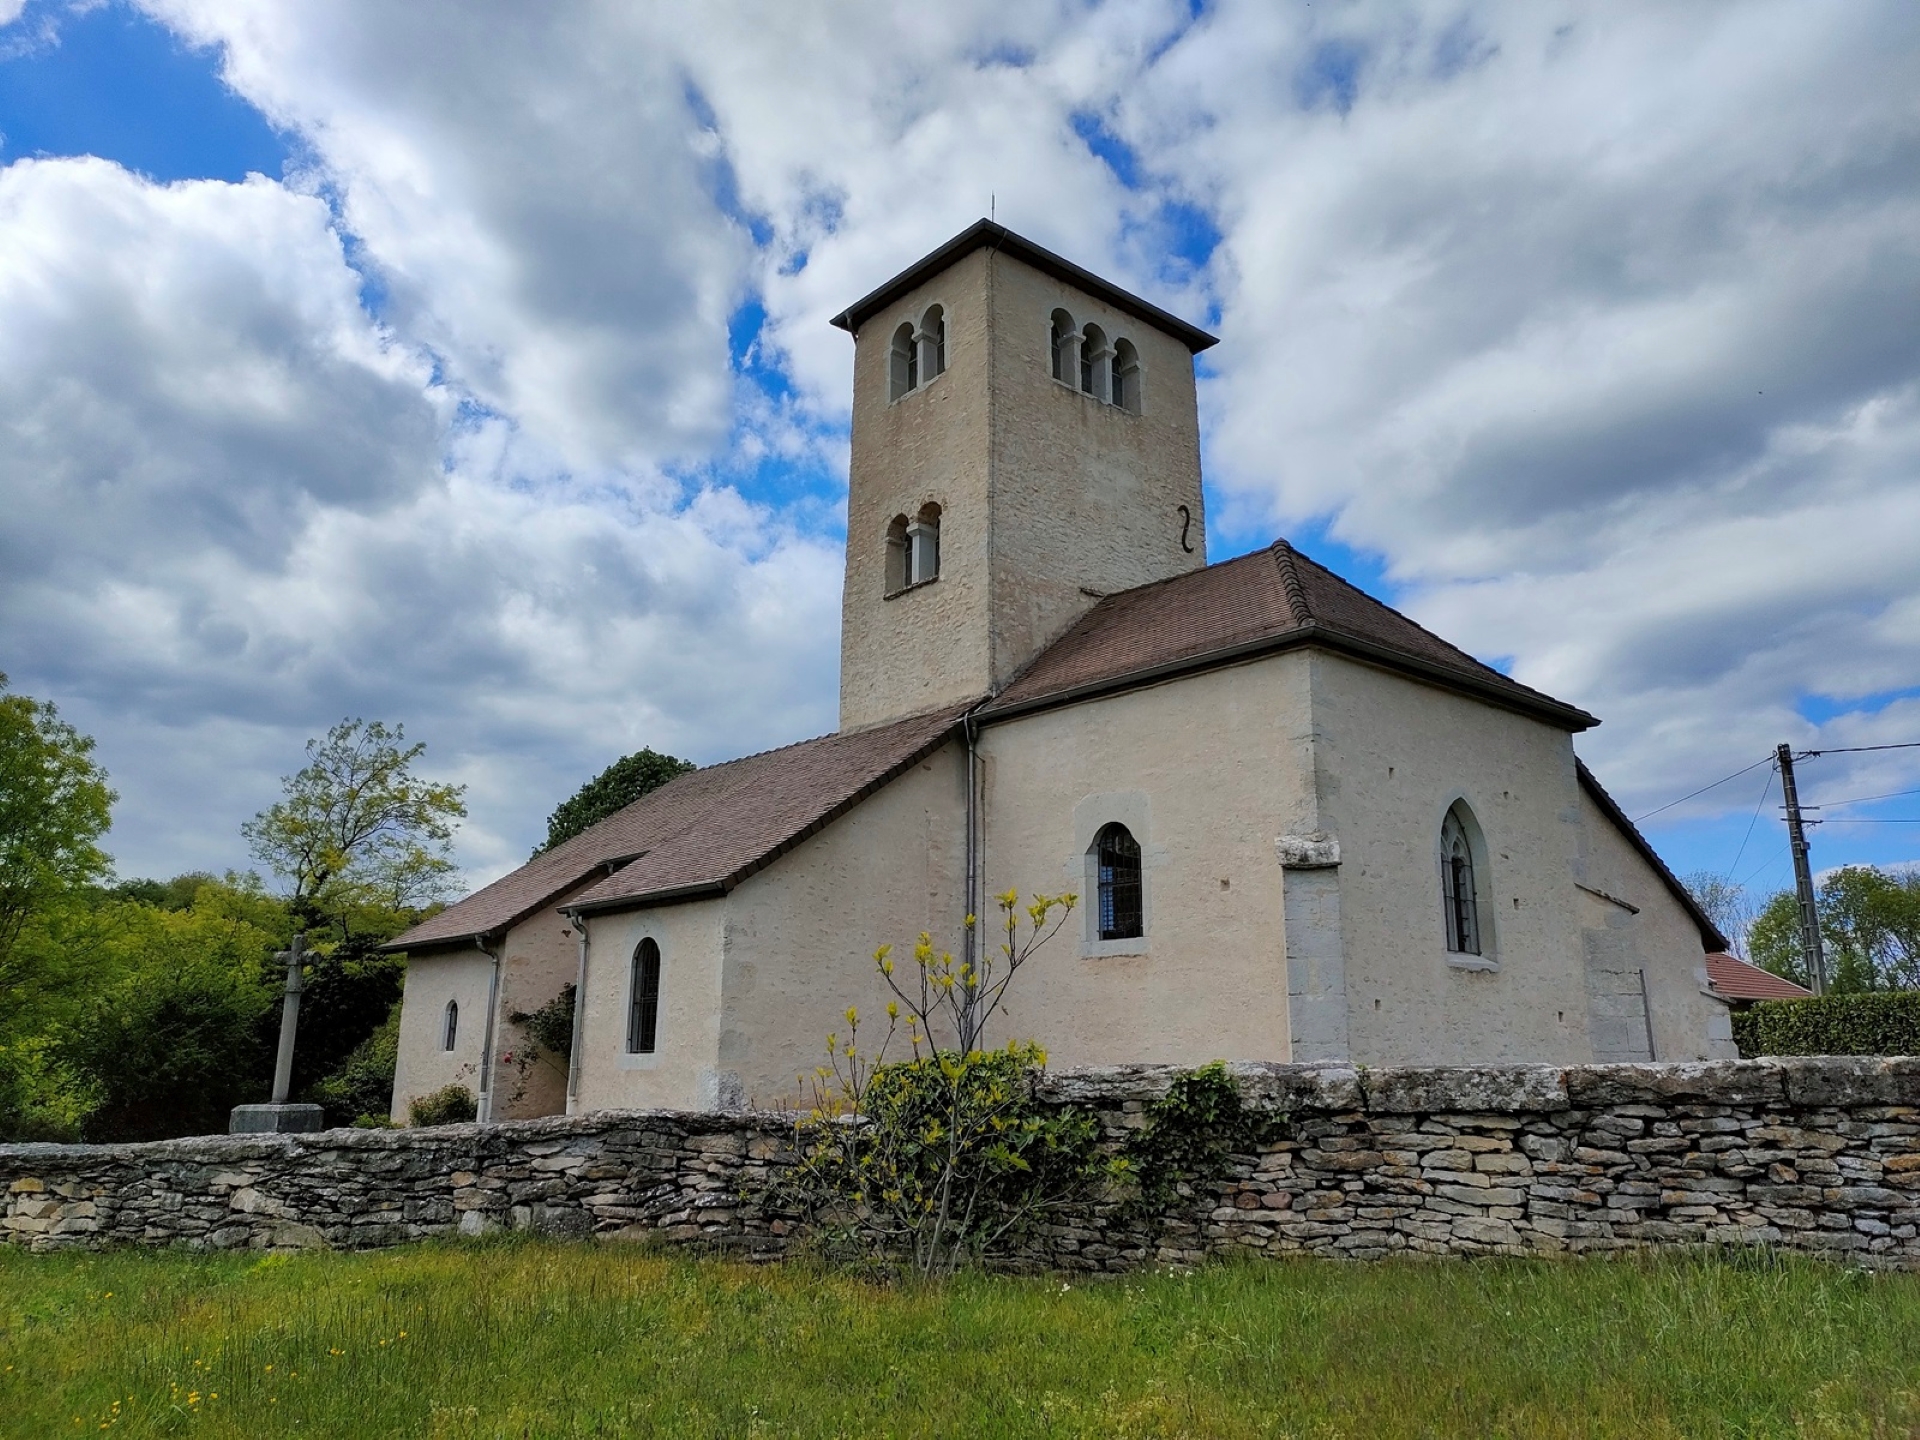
[0,154,838,885]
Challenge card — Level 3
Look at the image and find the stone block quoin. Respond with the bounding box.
[5,1057,1919,1270]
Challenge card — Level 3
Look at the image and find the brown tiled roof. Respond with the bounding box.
[384,704,969,949]
[1705,952,1812,1002]
[981,541,1598,731]
[1574,760,1730,953]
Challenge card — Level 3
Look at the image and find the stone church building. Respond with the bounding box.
[387,221,1736,1122]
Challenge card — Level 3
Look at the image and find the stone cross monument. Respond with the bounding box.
[229,931,326,1134]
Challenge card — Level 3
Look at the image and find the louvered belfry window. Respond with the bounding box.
[1095,823,1143,941]
[628,938,661,1053]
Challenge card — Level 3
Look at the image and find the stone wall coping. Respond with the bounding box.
[5,1057,1918,1167]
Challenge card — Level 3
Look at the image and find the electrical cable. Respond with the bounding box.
[1633,754,1773,823]
[1725,763,1776,878]
[1798,741,1920,757]
[1819,785,1920,809]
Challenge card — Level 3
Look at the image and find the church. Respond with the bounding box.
[387,221,1736,1123]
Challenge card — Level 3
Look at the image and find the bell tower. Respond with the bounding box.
[832,221,1217,730]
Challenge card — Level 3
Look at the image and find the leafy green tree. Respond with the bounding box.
[53,894,284,1140]
[0,673,115,1003]
[536,747,694,855]
[244,718,467,932]
[1749,866,1920,993]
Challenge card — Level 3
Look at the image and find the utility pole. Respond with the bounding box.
[1776,743,1828,995]
[230,930,326,1134]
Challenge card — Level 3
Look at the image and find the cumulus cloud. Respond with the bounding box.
[0,152,837,884]
[4,0,1915,893]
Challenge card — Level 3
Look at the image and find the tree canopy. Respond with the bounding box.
[1750,865,1920,992]
[536,747,694,855]
[0,673,115,982]
[244,718,467,930]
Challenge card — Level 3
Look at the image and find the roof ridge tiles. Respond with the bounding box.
[1269,539,1313,626]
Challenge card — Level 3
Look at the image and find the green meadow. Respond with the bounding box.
[2,1240,1917,1438]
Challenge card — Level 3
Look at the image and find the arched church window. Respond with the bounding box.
[1441,804,1483,956]
[908,503,941,586]
[1050,309,1078,384]
[889,322,918,400]
[1094,822,1143,941]
[628,938,661,1054]
[885,514,910,594]
[918,305,947,382]
[1112,338,1141,413]
[1079,323,1109,401]
[442,999,458,1052]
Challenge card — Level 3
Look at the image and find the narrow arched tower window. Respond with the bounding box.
[885,514,910,594]
[908,503,941,585]
[1050,309,1078,383]
[889,322,918,400]
[1441,806,1482,955]
[628,938,661,1053]
[442,999,459,1052]
[1079,323,1109,401]
[918,305,947,382]
[1112,338,1141,413]
[1094,822,1143,941]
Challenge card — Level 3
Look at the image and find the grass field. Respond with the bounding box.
[2,1240,1918,1438]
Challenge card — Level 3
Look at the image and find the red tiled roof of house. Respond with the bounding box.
[981,541,1598,731]
[385,703,970,950]
[1705,951,1812,1002]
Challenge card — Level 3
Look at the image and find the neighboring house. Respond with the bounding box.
[1704,952,1813,1009]
[386,221,1737,1122]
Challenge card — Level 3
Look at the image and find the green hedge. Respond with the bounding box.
[1732,991,1920,1057]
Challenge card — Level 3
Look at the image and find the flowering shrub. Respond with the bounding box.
[783,889,1115,1276]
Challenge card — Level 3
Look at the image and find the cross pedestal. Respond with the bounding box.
[229,930,328,1135]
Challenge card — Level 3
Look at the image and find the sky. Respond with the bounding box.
[2,0,1917,911]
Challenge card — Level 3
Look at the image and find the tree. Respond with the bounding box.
[535,747,695,854]
[0,673,115,991]
[244,718,467,931]
[1682,871,1755,957]
[1749,866,1920,993]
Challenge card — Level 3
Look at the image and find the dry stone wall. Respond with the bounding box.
[5,1058,1919,1268]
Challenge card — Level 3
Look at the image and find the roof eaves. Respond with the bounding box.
[569,879,729,918]
[979,621,1599,732]
[1576,759,1730,953]
[829,219,1219,353]
[378,850,650,953]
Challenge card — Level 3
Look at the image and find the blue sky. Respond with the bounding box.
[2,0,1915,909]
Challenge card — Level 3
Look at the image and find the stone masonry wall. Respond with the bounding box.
[5,1058,1919,1268]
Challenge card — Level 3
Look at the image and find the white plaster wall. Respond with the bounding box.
[1308,651,1597,1065]
[389,949,491,1122]
[1575,787,1737,1060]
[490,904,581,1120]
[975,656,1313,1068]
[716,742,970,1108]
[573,900,727,1112]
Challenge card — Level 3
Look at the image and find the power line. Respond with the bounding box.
[1633,754,1773,823]
[1822,817,1920,823]
[1799,741,1920,757]
[1726,763,1776,876]
[1821,785,1920,809]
